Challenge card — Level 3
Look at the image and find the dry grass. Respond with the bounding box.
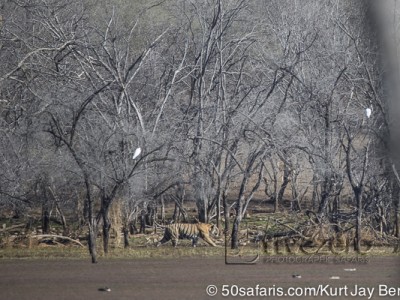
[1,208,399,260]
[0,243,227,260]
[0,242,397,262]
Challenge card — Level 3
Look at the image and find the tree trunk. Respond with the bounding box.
[231,194,244,249]
[197,206,206,223]
[85,179,97,263]
[88,221,97,264]
[319,101,332,216]
[393,186,400,238]
[354,187,363,253]
[160,195,165,223]
[140,210,146,233]
[55,201,68,235]
[41,183,51,234]
[277,162,290,206]
[391,168,400,237]
[172,202,179,222]
[311,176,318,211]
[271,160,278,212]
[231,214,242,249]
[290,171,301,212]
[102,206,111,255]
[41,204,50,234]
[123,226,130,248]
[222,190,230,234]
[332,195,340,232]
[318,179,332,216]
[263,158,278,212]
[216,193,221,231]
[146,204,156,226]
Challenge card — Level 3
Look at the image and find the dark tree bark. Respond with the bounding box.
[41,206,50,234]
[123,226,130,248]
[101,205,111,255]
[277,161,291,207]
[160,195,166,223]
[342,130,369,253]
[140,210,146,234]
[231,151,264,249]
[231,199,243,249]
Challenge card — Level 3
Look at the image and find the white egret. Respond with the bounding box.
[365,108,372,118]
[132,147,141,159]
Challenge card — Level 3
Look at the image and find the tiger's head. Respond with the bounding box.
[198,222,219,238]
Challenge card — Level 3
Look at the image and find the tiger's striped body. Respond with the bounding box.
[156,222,217,247]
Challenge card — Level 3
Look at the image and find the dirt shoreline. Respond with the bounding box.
[0,256,399,300]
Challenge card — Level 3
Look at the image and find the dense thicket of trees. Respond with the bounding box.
[1,0,399,261]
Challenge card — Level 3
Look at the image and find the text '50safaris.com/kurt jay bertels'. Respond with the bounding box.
[205,284,400,298]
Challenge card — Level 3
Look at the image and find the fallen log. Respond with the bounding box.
[30,234,84,247]
[0,223,25,232]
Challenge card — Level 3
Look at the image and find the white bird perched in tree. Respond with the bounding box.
[132,147,141,160]
[365,107,372,118]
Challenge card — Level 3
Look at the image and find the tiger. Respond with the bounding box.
[156,222,218,247]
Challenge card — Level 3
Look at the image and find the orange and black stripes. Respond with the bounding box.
[156,223,217,247]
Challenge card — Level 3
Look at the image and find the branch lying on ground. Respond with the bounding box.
[0,224,26,232]
[30,234,85,247]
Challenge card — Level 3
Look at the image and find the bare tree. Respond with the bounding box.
[2,0,399,258]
